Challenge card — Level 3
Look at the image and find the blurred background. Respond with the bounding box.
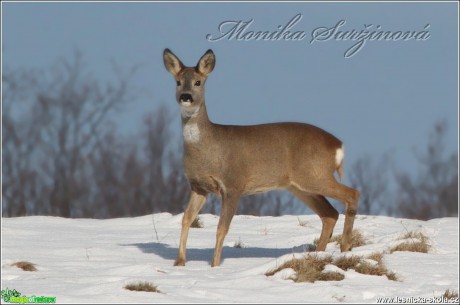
[2,2,458,219]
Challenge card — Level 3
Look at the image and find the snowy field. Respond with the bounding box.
[1,213,458,303]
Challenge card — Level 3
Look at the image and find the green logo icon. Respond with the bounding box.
[1,288,56,303]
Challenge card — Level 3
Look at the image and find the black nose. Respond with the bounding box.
[179,94,193,103]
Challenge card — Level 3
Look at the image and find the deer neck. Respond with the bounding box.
[181,102,212,144]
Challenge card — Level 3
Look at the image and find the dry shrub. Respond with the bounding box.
[313,229,367,248]
[442,289,458,299]
[191,216,203,228]
[124,281,160,293]
[390,231,429,253]
[11,261,37,272]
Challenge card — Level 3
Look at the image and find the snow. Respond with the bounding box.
[1,214,458,303]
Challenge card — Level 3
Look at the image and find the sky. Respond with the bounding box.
[2,1,458,178]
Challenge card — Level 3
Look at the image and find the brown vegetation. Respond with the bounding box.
[124,282,160,293]
[266,252,397,283]
[11,261,37,272]
[266,254,344,283]
[314,229,367,249]
[443,289,459,300]
[390,231,430,253]
[190,216,204,228]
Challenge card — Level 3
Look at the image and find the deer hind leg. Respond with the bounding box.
[174,190,207,266]
[319,180,360,252]
[211,193,239,267]
[288,187,339,251]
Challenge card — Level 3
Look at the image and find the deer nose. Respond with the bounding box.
[179,94,193,103]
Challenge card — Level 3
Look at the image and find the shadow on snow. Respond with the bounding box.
[121,241,316,265]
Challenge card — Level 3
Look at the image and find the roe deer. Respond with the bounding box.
[163,48,360,267]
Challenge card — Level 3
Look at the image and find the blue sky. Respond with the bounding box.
[2,1,458,179]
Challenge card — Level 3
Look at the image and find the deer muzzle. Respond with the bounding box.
[179,93,194,104]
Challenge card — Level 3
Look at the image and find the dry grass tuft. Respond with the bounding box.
[314,229,367,248]
[11,261,37,272]
[390,241,429,253]
[346,229,368,248]
[354,261,398,281]
[332,254,397,281]
[385,271,399,282]
[233,238,244,248]
[266,252,398,282]
[443,289,459,300]
[317,271,345,282]
[328,234,342,244]
[390,231,430,253]
[333,255,361,271]
[190,216,204,228]
[297,217,309,227]
[366,252,384,264]
[272,229,431,283]
[124,281,160,293]
[400,231,427,241]
[266,254,343,283]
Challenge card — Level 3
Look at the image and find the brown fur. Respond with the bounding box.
[163,48,360,267]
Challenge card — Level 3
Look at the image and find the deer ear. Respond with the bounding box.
[197,49,215,76]
[163,49,184,76]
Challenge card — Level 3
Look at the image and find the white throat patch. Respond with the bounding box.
[181,105,200,119]
[183,123,200,143]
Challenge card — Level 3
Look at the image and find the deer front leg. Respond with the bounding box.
[211,193,239,267]
[174,191,207,266]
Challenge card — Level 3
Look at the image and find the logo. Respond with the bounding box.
[1,288,56,304]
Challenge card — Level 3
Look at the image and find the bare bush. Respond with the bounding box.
[349,154,391,215]
[2,54,189,218]
[395,121,458,220]
[5,54,455,220]
[3,54,132,217]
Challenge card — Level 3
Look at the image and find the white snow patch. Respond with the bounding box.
[1,214,458,303]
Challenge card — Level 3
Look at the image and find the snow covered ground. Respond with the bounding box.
[1,213,458,303]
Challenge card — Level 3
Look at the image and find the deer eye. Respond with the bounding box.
[194,80,201,86]
[176,80,181,86]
